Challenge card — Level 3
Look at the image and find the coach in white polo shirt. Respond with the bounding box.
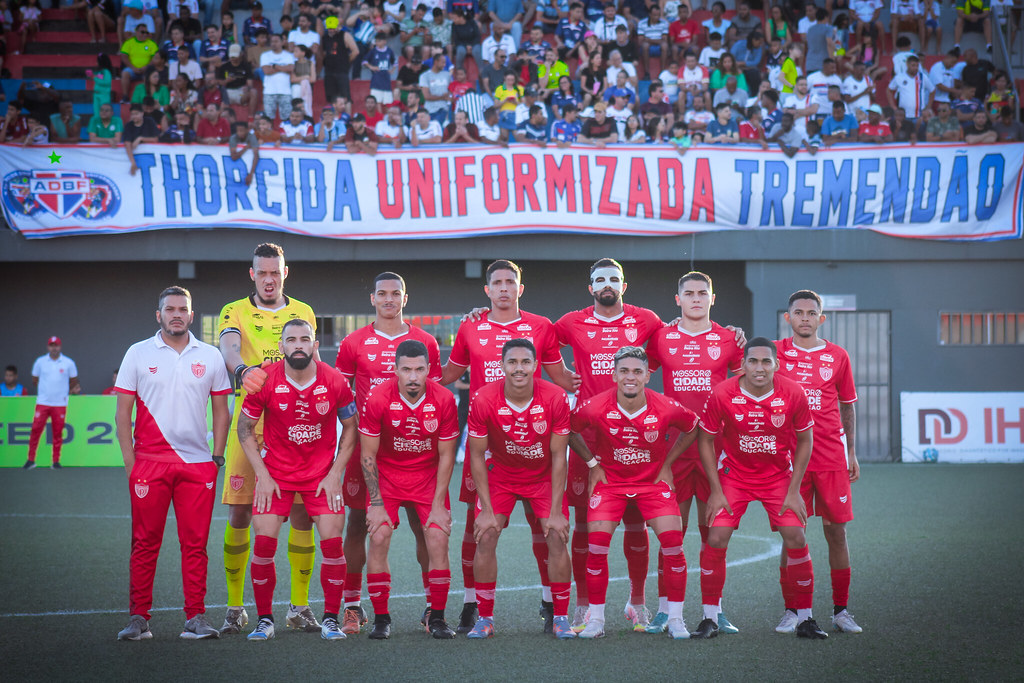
[114,285,232,642]
[25,335,79,469]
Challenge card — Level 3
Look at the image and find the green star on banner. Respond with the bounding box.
[48,150,63,164]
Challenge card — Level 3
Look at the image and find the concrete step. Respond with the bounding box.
[23,41,119,55]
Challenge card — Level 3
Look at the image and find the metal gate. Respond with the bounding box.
[777,311,893,462]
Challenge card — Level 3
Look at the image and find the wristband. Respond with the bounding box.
[234,363,249,385]
[586,457,599,469]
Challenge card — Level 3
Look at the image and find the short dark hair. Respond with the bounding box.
[6,365,18,373]
[129,103,143,112]
[788,289,823,311]
[613,345,647,367]
[678,271,712,290]
[395,339,429,363]
[743,337,777,360]
[816,7,828,20]
[158,285,191,309]
[233,119,248,129]
[529,104,543,117]
[486,259,522,283]
[282,318,313,337]
[253,242,284,260]
[374,271,406,291]
[762,89,779,105]
[709,31,722,41]
[502,338,536,360]
[589,257,623,277]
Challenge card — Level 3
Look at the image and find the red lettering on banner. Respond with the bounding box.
[438,157,452,217]
[626,157,653,218]
[377,159,404,219]
[482,154,509,214]
[579,155,592,213]
[985,407,992,443]
[544,154,577,212]
[658,158,685,220]
[512,153,541,212]
[595,156,620,215]
[408,158,436,218]
[454,156,475,217]
[689,157,715,222]
[995,408,1024,444]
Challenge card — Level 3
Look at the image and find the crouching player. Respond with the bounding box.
[358,340,460,640]
[237,319,358,641]
[693,338,828,640]
[570,346,699,640]
[466,339,575,639]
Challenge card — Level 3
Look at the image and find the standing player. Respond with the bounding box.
[335,272,443,634]
[440,259,578,633]
[569,346,699,640]
[693,338,828,640]
[359,340,459,640]
[217,243,320,635]
[774,290,862,634]
[114,286,232,641]
[465,340,575,640]
[644,271,743,634]
[554,259,663,632]
[25,336,80,469]
[238,319,358,641]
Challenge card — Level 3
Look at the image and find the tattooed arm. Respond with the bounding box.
[360,433,391,535]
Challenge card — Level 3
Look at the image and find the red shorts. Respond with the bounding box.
[671,459,710,503]
[587,481,679,523]
[379,495,450,530]
[478,473,568,520]
[254,488,343,518]
[713,473,803,529]
[801,469,854,523]
[566,450,589,507]
[342,442,366,508]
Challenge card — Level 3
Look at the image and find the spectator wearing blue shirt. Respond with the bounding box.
[364,32,397,104]
[552,103,582,146]
[522,24,552,63]
[820,101,859,145]
[705,102,740,143]
[199,25,229,71]
[515,104,550,145]
[550,75,580,119]
[489,0,530,49]
[761,88,783,138]
[730,30,764,94]
[242,2,272,45]
[555,3,588,58]
[536,0,567,33]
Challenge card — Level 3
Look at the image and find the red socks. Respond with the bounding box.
[622,508,649,605]
[319,537,346,615]
[461,505,476,594]
[831,567,851,608]
[428,569,451,612]
[476,581,496,618]
[343,572,362,606]
[525,509,551,590]
[251,535,278,617]
[786,546,814,610]
[551,581,571,618]
[571,509,589,604]
[367,572,391,616]
[657,530,686,602]
[585,531,612,606]
[700,546,727,607]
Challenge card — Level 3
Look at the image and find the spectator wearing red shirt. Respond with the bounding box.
[857,104,893,143]
[196,103,230,143]
[669,4,700,62]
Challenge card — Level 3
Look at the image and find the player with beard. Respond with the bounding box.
[335,273,443,635]
[465,339,575,640]
[553,259,663,632]
[238,319,358,641]
[114,286,232,641]
[217,243,320,635]
[441,259,579,634]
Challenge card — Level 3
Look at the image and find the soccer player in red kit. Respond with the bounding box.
[693,338,828,640]
[114,286,232,641]
[465,339,575,640]
[440,259,578,633]
[238,319,358,641]
[359,339,459,640]
[774,290,862,634]
[554,259,663,632]
[570,346,699,640]
[335,272,443,634]
[645,271,744,634]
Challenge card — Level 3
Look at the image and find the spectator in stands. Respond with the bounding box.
[313,105,344,149]
[984,72,1017,118]
[769,112,812,157]
[373,104,406,147]
[668,120,692,152]
[408,107,442,145]
[783,75,817,134]
[2,366,28,397]
[169,73,199,118]
[278,106,314,144]
[395,51,425,105]
[321,16,358,103]
[573,30,600,67]
[821,100,859,144]
[888,55,934,123]
[888,106,915,141]
[604,70,636,105]
[78,0,115,44]
[669,4,700,61]
[360,32,396,108]
[195,102,229,143]
[142,95,166,129]
[544,75,575,119]
[703,1,732,43]
[705,102,740,143]
[87,101,123,146]
[891,35,914,76]
[490,0,531,48]
[243,1,272,45]
[217,44,256,117]
[120,27,160,100]
[247,29,271,79]
[592,2,627,43]
[712,76,749,120]
[443,109,481,143]
[778,44,801,94]
[290,45,315,117]
[419,55,452,126]
[515,86,545,125]
[699,32,726,71]
[958,48,994,102]
[729,2,762,45]
[925,102,964,141]
[49,100,82,144]
[761,88,784,137]
[928,50,961,107]
[639,81,673,130]
[162,25,193,62]
[679,51,709,109]
[250,114,278,146]
[537,48,569,100]
[731,30,764,93]
[579,100,618,146]
[644,117,666,143]
[221,10,239,45]
[552,103,582,147]
[804,8,834,74]
[842,60,878,119]
[118,0,156,46]
[428,8,453,59]
[922,0,943,53]
[606,49,638,91]
[288,12,321,62]
[858,103,892,142]
[606,90,633,130]
[954,0,993,54]
[618,114,645,142]
[739,106,768,147]
[796,2,816,38]
[964,108,998,143]
[200,24,229,71]
[199,70,227,109]
[261,33,295,121]
[21,114,49,147]
[555,3,588,58]
[450,9,481,69]
[170,4,202,47]
[891,0,926,51]
[635,5,668,79]
[710,53,748,96]
[360,94,383,128]
[399,4,431,61]
[851,0,884,53]
[482,24,517,69]
[657,58,680,106]
[17,80,60,124]
[578,49,606,108]
[494,70,524,133]
[88,53,114,116]
[132,68,169,105]
[2,103,31,145]
[449,66,475,103]
[477,106,505,144]
[123,103,159,175]
[993,105,1024,142]
[604,24,639,69]
[278,13,295,41]
[807,58,841,114]
[171,44,202,83]
[226,119,258,183]
[683,91,713,132]
[159,108,197,142]
[764,4,793,46]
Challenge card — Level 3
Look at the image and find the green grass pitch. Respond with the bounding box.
[1,463,1022,681]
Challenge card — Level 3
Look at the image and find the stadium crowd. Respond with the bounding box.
[1,0,1022,162]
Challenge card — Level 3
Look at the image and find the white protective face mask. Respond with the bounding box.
[590,267,624,292]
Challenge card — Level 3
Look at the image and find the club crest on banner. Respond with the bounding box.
[3,169,121,220]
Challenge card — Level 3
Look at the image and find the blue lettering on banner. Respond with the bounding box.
[299,159,326,222]
[819,159,852,226]
[761,160,788,226]
[222,156,253,212]
[792,160,816,227]
[136,154,157,217]
[255,158,281,216]
[193,154,221,216]
[911,156,940,223]
[333,160,361,221]
[283,157,297,222]
[976,153,1003,221]
[162,154,192,218]
[854,157,878,225]
[942,154,969,223]
[734,158,758,225]
[880,157,910,224]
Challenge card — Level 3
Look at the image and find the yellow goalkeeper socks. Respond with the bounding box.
[224,524,251,607]
[289,527,316,606]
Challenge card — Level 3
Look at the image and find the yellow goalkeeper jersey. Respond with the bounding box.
[217,294,317,366]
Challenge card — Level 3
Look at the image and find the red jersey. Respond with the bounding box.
[774,338,857,472]
[858,121,891,137]
[467,378,571,485]
[241,360,355,490]
[699,374,814,486]
[570,387,698,484]
[448,310,563,395]
[554,304,663,401]
[335,323,442,410]
[647,322,743,413]
[669,19,699,45]
[358,378,459,486]
[738,120,763,140]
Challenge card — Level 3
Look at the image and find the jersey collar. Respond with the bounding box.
[248,293,291,312]
[591,308,624,323]
[400,392,426,410]
[676,323,712,337]
[740,385,775,402]
[285,365,318,391]
[153,329,199,351]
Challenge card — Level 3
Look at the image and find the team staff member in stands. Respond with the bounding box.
[217,243,320,636]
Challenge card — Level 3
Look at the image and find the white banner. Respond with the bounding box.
[2,141,1022,241]
[900,392,1024,463]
